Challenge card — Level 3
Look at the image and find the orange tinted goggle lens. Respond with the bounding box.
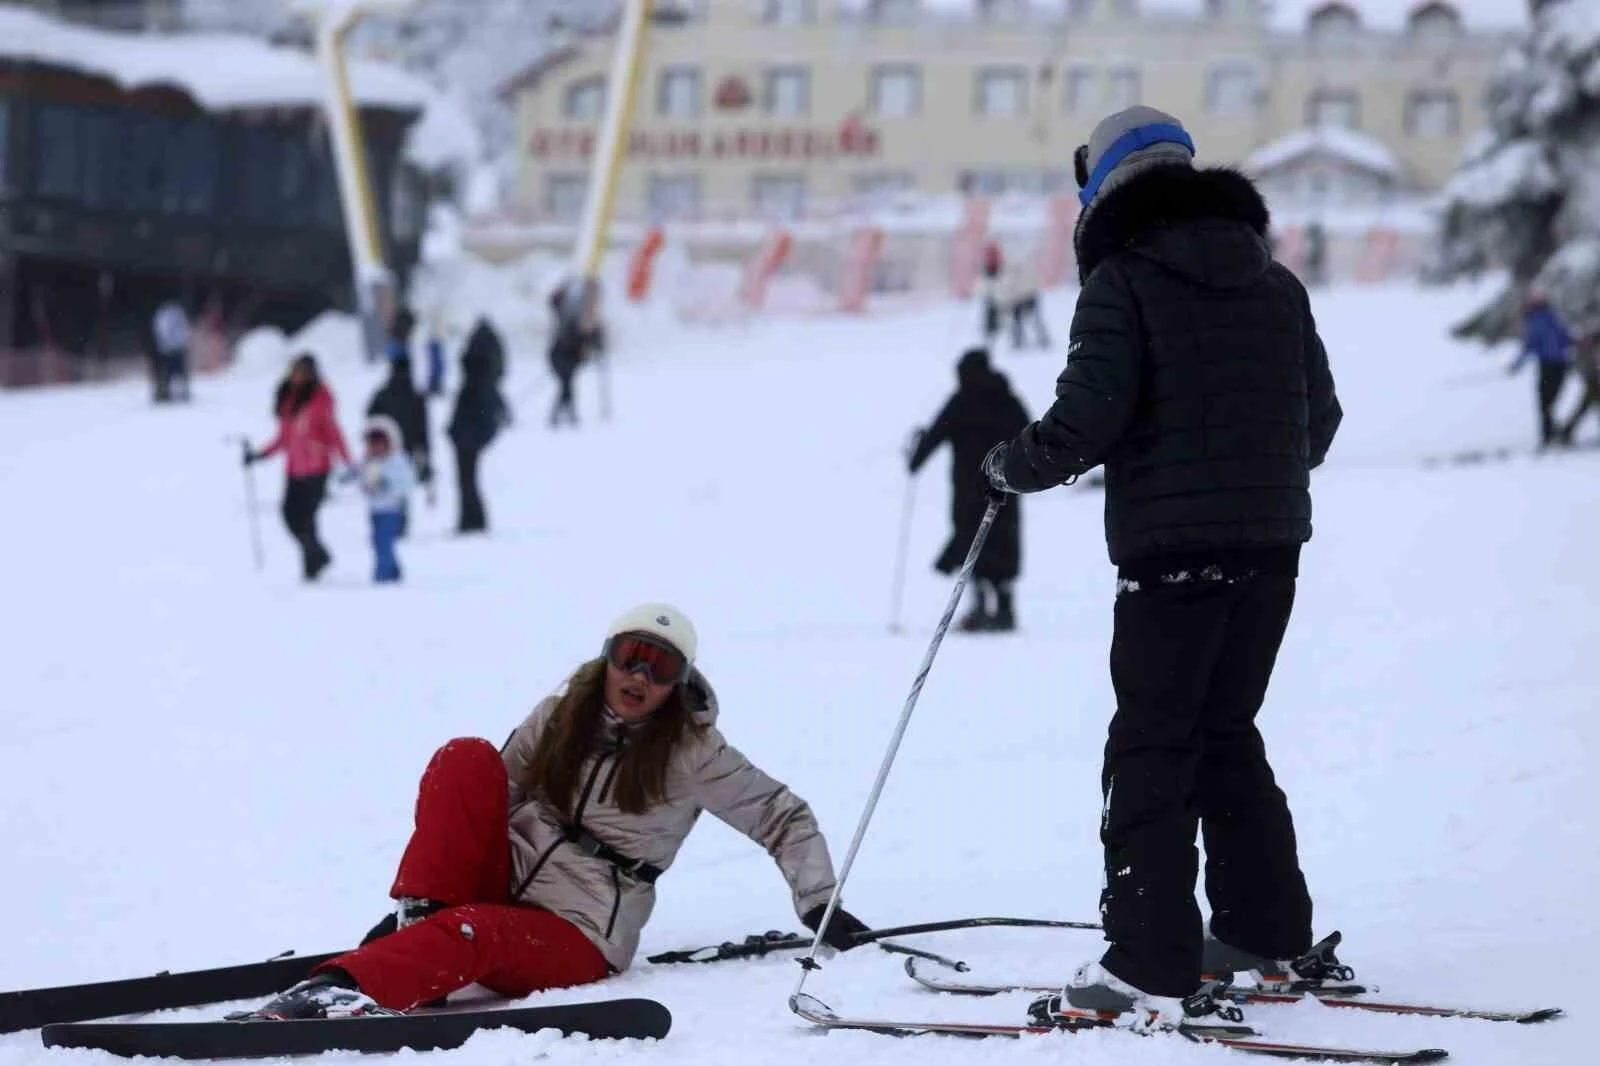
[606,634,687,685]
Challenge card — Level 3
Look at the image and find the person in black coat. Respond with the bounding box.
[908,347,1030,632]
[981,107,1343,1023]
[367,306,432,535]
[447,317,509,534]
[547,277,603,429]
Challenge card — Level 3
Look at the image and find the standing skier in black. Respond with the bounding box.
[367,305,432,536]
[908,347,1029,631]
[981,106,1344,1028]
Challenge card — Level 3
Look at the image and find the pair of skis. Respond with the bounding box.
[768,925,1562,1064]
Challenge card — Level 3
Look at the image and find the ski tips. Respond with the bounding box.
[790,994,836,1020]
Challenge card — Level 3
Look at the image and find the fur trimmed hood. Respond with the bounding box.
[1075,166,1274,286]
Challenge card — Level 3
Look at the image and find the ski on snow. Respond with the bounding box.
[902,957,1564,1024]
[41,998,671,1059]
[789,992,1448,1063]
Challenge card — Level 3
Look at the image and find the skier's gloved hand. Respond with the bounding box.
[982,442,1016,501]
[241,442,259,467]
[904,428,924,471]
[801,903,871,952]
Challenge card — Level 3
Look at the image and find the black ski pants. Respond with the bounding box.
[282,474,330,578]
[1097,567,1312,998]
[549,370,578,428]
[1536,362,1569,446]
[453,443,487,533]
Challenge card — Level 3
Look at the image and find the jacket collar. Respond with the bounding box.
[1075,166,1271,282]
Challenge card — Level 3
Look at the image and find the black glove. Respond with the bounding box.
[241,444,259,467]
[801,903,871,952]
[904,428,925,471]
[981,442,1015,500]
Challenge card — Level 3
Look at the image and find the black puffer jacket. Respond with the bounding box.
[1000,166,1342,568]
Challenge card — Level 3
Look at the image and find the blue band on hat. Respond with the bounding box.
[1078,122,1196,207]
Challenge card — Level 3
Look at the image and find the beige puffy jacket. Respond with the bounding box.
[499,668,839,971]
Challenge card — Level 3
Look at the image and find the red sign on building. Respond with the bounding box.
[528,120,881,161]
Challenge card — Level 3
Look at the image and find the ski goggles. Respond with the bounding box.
[603,632,689,686]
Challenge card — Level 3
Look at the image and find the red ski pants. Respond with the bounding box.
[320,738,610,1010]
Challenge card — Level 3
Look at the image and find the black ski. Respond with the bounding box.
[647,916,1099,965]
[41,998,671,1058]
[1,951,345,1034]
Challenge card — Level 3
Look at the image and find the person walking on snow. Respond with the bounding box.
[151,298,192,403]
[1509,291,1574,449]
[245,604,871,1019]
[245,354,355,582]
[998,257,1052,352]
[447,318,510,534]
[351,416,416,584]
[1557,329,1599,445]
[366,306,433,534]
[908,347,1029,632]
[980,106,1345,1029]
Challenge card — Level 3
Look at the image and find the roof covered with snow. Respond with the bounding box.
[1245,125,1404,176]
[0,7,480,169]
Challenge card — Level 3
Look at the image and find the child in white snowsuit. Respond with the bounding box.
[356,416,416,583]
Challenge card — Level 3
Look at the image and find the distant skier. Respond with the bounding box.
[1558,329,1599,445]
[447,318,509,534]
[366,305,432,534]
[979,240,1004,343]
[982,106,1344,1028]
[1509,290,1574,448]
[349,415,416,584]
[547,277,602,429]
[245,354,355,582]
[908,347,1029,632]
[239,604,869,1019]
[999,257,1052,351]
[151,298,191,403]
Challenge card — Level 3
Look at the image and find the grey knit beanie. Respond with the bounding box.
[1077,105,1196,207]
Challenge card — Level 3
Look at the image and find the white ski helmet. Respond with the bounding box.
[603,603,698,667]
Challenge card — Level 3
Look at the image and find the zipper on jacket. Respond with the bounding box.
[512,751,611,899]
[596,733,626,806]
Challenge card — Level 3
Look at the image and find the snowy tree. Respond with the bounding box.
[1431,0,1600,344]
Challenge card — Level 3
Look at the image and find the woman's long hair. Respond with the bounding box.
[516,659,706,817]
[273,354,321,417]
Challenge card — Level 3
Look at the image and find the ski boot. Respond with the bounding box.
[1203,931,1358,994]
[1028,963,1245,1034]
[231,972,398,1021]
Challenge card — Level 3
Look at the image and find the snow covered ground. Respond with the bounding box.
[0,280,1593,1066]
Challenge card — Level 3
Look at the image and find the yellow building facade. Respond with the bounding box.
[501,0,1512,224]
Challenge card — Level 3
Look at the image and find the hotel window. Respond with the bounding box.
[751,173,807,220]
[1307,2,1361,45]
[563,78,606,121]
[763,0,815,23]
[656,67,702,118]
[765,67,811,117]
[1206,61,1262,115]
[870,64,922,117]
[867,0,921,22]
[1408,2,1462,47]
[1406,89,1459,137]
[647,174,702,221]
[972,66,1024,117]
[1063,66,1098,114]
[544,174,588,221]
[854,171,916,202]
[1108,67,1141,109]
[1307,88,1360,129]
[976,67,1028,117]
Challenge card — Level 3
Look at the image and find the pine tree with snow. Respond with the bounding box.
[1431,0,1600,344]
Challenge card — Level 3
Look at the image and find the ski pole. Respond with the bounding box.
[237,438,265,571]
[790,496,1006,1004]
[887,475,917,634]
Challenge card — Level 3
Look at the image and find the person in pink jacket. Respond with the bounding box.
[246,353,354,581]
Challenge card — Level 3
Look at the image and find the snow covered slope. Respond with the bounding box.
[0,281,1592,1066]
